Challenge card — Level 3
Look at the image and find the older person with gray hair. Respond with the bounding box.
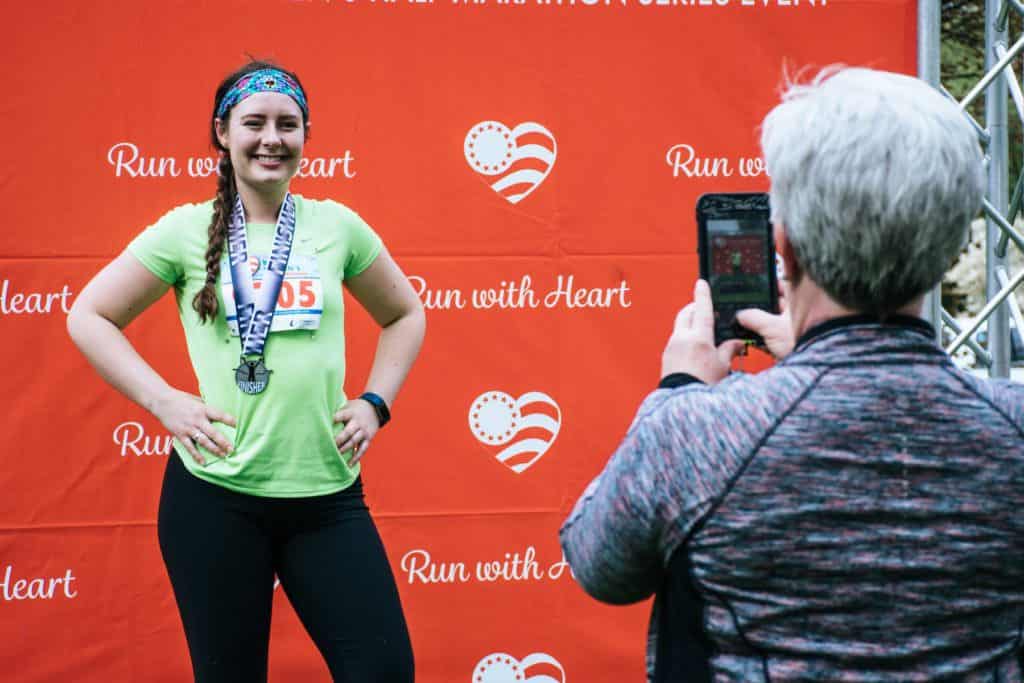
[560,68,1024,681]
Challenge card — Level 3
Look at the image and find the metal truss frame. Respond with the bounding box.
[922,1,1024,377]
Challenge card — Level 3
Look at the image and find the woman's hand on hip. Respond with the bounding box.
[152,388,237,466]
[334,399,379,466]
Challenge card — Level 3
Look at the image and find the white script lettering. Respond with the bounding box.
[400,549,471,584]
[475,547,546,582]
[399,546,572,586]
[0,281,73,315]
[107,143,356,180]
[0,566,78,601]
[297,152,357,178]
[113,421,173,457]
[547,554,575,580]
[665,143,732,178]
[187,156,218,178]
[471,276,540,310]
[739,156,766,176]
[543,275,632,309]
[107,142,181,178]
[408,275,467,310]
[407,274,631,312]
[664,143,767,178]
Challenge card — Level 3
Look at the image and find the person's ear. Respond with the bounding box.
[214,118,230,150]
[774,222,802,285]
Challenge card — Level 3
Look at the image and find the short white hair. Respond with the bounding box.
[761,67,984,315]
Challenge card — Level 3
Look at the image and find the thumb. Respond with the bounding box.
[736,308,778,336]
[717,339,746,366]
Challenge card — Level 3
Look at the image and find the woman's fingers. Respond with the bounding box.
[154,389,237,463]
[190,404,235,455]
[179,433,207,466]
[333,401,378,463]
[205,405,238,428]
[191,431,219,457]
[177,417,233,460]
[335,423,374,464]
[193,426,232,457]
[348,438,372,466]
[335,426,364,453]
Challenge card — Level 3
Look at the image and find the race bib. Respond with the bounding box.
[221,252,323,335]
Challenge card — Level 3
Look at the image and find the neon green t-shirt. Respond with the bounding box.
[128,195,382,497]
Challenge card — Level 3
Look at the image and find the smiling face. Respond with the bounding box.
[215,91,307,198]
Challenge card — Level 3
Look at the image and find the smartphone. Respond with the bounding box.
[696,192,779,346]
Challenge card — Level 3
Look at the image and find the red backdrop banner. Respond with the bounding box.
[3,1,916,681]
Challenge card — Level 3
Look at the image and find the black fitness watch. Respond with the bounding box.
[359,392,391,428]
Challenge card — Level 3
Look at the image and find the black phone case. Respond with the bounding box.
[696,192,778,347]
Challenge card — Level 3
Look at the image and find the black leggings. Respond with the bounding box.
[157,453,414,683]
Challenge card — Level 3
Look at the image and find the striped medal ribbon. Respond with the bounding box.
[226,193,297,394]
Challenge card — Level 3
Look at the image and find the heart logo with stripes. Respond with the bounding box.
[464,121,557,204]
[468,391,561,474]
[472,652,566,683]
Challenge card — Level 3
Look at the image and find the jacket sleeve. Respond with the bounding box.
[559,389,689,605]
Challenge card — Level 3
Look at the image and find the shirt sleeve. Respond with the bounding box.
[343,210,384,279]
[126,206,188,286]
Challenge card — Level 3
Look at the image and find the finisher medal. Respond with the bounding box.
[234,356,272,394]
[226,193,297,395]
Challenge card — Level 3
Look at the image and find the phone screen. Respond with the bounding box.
[706,216,773,312]
[697,193,777,345]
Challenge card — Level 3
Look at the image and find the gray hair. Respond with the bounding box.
[761,67,984,315]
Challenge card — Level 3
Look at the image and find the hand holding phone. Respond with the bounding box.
[696,193,779,346]
[661,280,748,384]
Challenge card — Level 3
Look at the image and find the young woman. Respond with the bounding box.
[67,61,422,683]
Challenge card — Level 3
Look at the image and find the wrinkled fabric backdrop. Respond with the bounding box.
[2,1,915,680]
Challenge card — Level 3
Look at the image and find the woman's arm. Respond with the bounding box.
[67,252,235,464]
[333,249,425,463]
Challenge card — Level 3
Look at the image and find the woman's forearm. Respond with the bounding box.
[67,310,173,414]
[361,307,426,407]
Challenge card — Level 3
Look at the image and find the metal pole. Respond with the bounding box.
[959,33,1024,110]
[919,0,942,342]
[986,0,1012,378]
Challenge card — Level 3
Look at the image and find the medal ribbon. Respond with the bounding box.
[226,193,297,356]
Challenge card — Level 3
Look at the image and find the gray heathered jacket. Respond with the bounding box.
[560,316,1024,682]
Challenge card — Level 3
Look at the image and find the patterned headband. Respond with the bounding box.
[216,68,309,120]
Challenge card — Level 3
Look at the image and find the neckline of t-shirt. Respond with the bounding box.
[241,194,303,229]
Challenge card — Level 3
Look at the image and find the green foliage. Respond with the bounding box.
[942,0,1023,183]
